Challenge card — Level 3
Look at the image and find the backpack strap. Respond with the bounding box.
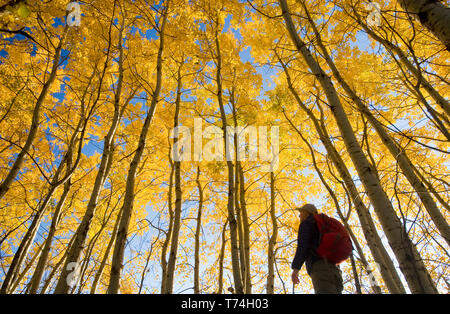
[312,214,325,258]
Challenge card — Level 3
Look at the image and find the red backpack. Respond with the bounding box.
[313,213,352,264]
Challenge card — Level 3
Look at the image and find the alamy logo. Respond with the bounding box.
[66,262,81,288]
[170,118,279,172]
[364,262,382,290]
[66,2,81,27]
[365,1,381,27]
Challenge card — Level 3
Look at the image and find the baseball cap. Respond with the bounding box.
[296,203,318,215]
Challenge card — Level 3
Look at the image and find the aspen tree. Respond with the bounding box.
[107,2,170,294]
[301,2,450,247]
[0,27,68,200]
[277,52,406,293]
[54,11,127,293]
[398,0,450,51]
[214,26,244,294]
[279,0,437,293]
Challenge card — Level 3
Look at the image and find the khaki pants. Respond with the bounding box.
[310,259,343,294]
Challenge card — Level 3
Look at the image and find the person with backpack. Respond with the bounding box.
[291,204,352,294]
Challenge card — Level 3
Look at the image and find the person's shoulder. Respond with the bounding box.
[300,215,315,227]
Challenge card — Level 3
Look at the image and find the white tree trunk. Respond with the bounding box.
[215,30,244,294]
[164,65,183,294]
[54,18,125,294]
[398,0,450,50]
[266,172,278,294]
[107,4,169,293]
[0,28,68,200]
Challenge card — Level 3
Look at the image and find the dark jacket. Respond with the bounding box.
[291,214,321,275]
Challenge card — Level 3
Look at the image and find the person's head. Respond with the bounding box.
[295,204,318,222]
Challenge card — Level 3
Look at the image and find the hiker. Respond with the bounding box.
[291,204,351,294]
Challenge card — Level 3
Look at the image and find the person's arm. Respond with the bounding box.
[291,268,300,285]
[291,218,314,285]
[291,218,314,271]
